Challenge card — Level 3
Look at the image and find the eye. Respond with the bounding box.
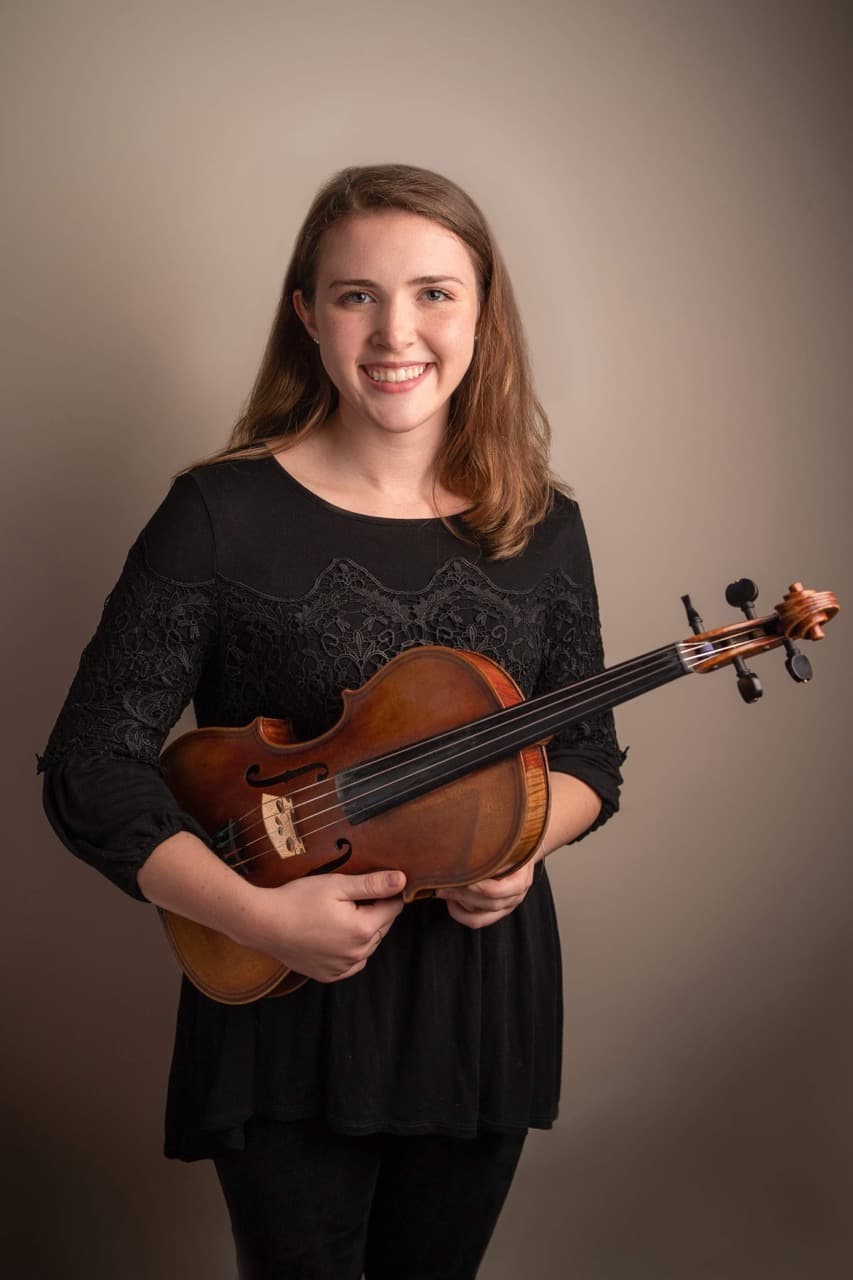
[340,291,373,305]
[422,288,451,302]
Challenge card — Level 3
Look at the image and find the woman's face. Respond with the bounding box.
[293,211,480,443]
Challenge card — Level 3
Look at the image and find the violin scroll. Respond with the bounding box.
[682,579,839,690]
[775,582,839,642]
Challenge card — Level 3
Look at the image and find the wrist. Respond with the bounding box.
[224,878,282,951]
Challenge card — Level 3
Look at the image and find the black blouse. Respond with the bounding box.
[39,455,624,1160]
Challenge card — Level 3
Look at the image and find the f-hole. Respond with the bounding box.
[245,761,329,788]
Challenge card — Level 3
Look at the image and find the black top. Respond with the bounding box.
[39,455,624,1161]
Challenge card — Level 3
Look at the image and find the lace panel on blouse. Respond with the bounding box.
[41,547,620,779]
[216,556,620,764]
[39,541,219,771]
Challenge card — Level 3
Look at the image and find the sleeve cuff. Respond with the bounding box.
[547,743,628,840]
[41,753,214,902]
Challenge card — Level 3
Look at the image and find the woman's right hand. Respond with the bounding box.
[243,869,407,984]
[138,832,406,986]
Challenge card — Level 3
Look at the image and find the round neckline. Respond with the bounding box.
[265,452,471,527]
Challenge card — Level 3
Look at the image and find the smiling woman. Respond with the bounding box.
[201,163,556,552]
[286,210,481,494]
[39,163,624,1278]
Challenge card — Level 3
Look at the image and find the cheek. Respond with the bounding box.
[432,311,477,357]
[326,315,364,350]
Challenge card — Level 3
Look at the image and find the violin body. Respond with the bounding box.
[160,646,550,1004]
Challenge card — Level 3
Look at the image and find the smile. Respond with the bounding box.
[361,363,427,381]
[360,363,433,393]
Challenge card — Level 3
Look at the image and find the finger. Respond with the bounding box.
[365,922,390,956]
[438,879,515,905]
[339,869,406,901]
[462,876,506,893]
[440,863,534,908]
[474,864,535,893]
[317,956,368,983]
[439,887,525,914]
[444,900,510,930]
[357,895,406,930]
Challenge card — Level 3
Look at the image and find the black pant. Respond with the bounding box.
[214,1116,526,1279]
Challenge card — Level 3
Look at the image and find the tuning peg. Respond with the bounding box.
[725,579,763,702]
[681,594,705,635]
[784,643,812,683]
[783,650,809,680]
[735,670,763,702]
[725,578,759,619]
[682,588,763,703]
[728,578,814,683]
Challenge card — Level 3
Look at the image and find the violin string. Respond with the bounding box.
[224,645,686,853]
[297,634,761,832]
[225,641,680,827]
[224,630,765,862]
[223,630,767,871]
[226,633,738,831]
[222,649,683,867]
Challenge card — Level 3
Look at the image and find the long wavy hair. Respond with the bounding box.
[196,163,564,558]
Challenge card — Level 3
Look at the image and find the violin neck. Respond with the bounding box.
[341,643,690,824]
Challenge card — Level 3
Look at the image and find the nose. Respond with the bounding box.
[372,296,416,351]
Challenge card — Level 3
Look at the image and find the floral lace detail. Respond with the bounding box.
[217,557,620,766]
[39,542,219,771]
[40,549,620,783]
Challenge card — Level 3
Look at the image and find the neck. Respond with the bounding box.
[285,413,469,518]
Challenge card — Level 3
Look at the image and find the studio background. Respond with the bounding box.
[2,2,850,1277]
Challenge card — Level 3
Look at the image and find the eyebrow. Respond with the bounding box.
[327,275,467,290]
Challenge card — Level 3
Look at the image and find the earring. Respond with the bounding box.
[312,337,320,344]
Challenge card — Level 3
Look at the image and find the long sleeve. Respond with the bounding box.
[533,502,625,835]
[38,475,220,899]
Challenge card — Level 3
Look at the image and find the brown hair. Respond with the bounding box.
[196,163,565,558]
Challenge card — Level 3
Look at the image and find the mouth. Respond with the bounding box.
[360,362,434,393]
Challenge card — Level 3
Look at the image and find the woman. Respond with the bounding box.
[40,164,624,1278]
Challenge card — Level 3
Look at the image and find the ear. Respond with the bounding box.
[292,290,317,342]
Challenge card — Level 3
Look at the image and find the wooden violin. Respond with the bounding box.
[159,580,838,1004]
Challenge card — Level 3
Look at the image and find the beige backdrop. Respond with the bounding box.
[3,1,851,1277]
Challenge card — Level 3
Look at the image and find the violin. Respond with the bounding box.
[159,579,838,1004]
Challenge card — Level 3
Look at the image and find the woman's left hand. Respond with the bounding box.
[436,774,603,930]
[437,858,537,930]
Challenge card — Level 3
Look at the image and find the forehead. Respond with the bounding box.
[315,211,477,283]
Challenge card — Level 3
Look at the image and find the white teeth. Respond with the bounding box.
[364,364,428,384]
